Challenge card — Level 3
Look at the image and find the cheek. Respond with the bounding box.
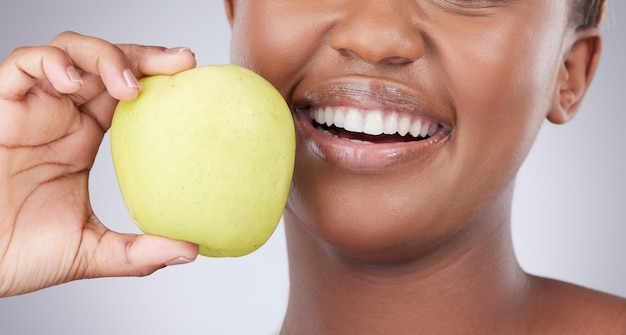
[229,3,333,95]
[442,27,560,187]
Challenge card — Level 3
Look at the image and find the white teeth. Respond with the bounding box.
[409,118,422,137]
[324,107,333,127]
[334,109,346,128]
[349,138,374,145]
[344,108,364,133]
[383,112,398,135]
[311,107,439,139]
[397,115,411,136]
[315,108,326,125]
[428,123,438,136]
[420,120,431,138]
[363,110,384,135]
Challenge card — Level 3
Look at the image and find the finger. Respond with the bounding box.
[50,32,198,103]
[117,44,197,77]
[49,31,141,102]
[83,231,199,279]
[0,45,83,100]
[79,90,118,131]
[66,70,106,106]
[67,45,196,106]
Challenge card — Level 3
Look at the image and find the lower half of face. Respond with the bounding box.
[229,0,570,263]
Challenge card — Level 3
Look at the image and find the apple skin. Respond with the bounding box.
[110,65,295,257]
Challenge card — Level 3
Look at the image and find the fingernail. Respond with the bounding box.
[67,66,83,84]
[123,69,141,89]
[165,47,192,55]
[164,256,193,267]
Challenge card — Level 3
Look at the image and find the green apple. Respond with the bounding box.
[110,65,295,257]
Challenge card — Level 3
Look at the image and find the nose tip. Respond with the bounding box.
[329,2,425,66]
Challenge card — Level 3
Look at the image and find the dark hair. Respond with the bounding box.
[575,0,607,28]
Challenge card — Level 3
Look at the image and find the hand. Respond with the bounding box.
[0,31,199,297]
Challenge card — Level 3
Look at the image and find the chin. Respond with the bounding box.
[284,178,462,265]
[284,158,518,266]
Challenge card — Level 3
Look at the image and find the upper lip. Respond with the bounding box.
[291,76,454,129]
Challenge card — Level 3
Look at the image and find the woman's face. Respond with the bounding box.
[227,0,575,262]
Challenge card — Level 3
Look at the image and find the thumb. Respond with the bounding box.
[83,231,199,279]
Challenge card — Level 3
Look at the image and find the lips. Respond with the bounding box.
[291,78,453,172]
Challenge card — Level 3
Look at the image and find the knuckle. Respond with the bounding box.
[51,30,79,40]
[122,44,148,60]
[103,42,126,56]
[49,30,79,45]
[6,45,67,67]
[7,46,33,59]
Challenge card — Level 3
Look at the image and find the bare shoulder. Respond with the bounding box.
[530,276,626,334]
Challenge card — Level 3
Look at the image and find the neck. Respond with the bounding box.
[280,190,537,335]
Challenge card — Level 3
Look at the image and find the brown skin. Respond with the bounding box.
[224,0,626,334]
[0,0,622,333]
[0,33,200,297]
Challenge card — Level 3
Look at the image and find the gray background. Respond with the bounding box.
[0,1,624,334]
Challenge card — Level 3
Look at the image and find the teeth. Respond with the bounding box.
[311,107,438,139]
[334,109,346,128]
[383,113,398,135]
[324,107,333,127]
[420,120,431,138]
[314,122,374,144]
[344,108,364,133]
[428,123,438,136]
[409,119,422,137]
[363,110,384,135]
[397,115,411,136]
[315,108,326,125]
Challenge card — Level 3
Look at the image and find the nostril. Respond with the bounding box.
[330,25,425,66]
[381,56,416,66]
[338,48,358,59]
[336,48,417,66]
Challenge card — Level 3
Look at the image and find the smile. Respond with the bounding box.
[292,79,453,173]
[310,106,440,144]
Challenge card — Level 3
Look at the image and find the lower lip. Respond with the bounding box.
[294,111,451,173]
